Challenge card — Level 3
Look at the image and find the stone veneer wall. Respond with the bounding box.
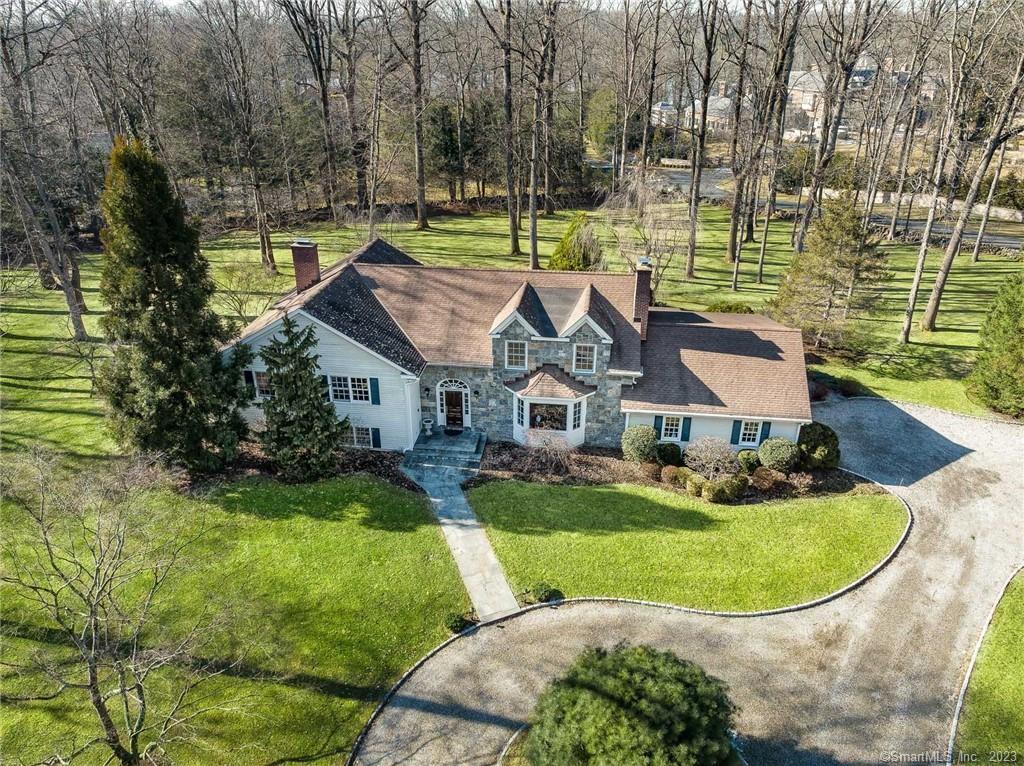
[417,321,629,447]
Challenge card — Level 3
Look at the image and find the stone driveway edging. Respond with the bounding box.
[346,468,913,766]
[495,724,529,765]
[945,564,1024,763]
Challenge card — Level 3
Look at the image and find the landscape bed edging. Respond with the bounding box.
[346,467,913,765]
[945,564,1023,765]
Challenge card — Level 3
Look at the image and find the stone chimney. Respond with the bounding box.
[634,259,652,340]
[291,239,321,292]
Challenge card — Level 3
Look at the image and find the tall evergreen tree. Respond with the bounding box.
[259,315,344,482]
[967,274,1024,417]
[769,196,890,352]
[98,138,252,472]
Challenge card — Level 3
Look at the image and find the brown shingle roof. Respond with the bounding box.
[504,365,597,399]
[621,309,812,421]
[354,264,643,371]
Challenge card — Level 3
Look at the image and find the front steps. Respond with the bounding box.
[403,429,486,471]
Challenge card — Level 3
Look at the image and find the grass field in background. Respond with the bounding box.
[1,476,468,764]
[955,572,1024,757]
[2,206,1020,469]
[471,480,908,611]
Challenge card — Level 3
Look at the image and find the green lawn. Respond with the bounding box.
[2,206,1019,465]
[470,480,907,612]
[955,572,1024,758]
[1,475,469,764]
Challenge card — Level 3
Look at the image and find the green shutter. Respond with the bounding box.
[320,375,329,402]
[681,417,691,441]
[653,415,663,438]
[243,370,255,398]
[730,420,742,444]
[369,378,380,405]
[759,421,772,444]
[371,428,382,449]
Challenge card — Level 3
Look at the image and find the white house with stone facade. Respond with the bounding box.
[226,238,812,453]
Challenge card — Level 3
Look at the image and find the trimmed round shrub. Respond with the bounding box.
[683,436,740,480]
[621,425,658,463]
[702,473,748,503]
[660,465,679,484]
[685,473,706,498]
[527,645,736,766]
[656,441,683,467]
[530,581,564,604]
[676,466,696,486]
[798,421,841,469]
[750,466,785,492]
[757,437,800,473]
[737,449,761,473]
[445,612,474,634]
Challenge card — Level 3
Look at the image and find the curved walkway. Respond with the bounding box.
[354,399,1023,766]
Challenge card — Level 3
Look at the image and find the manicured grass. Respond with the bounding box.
[2,205,1020,467]
[470,480,907,611]
[955,572,1024,758]
[0,475,469,764]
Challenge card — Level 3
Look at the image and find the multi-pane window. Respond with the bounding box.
[254,371,273,398]
[329,375,371,402]
[740,420,761,445]
[662,415,681,440]
[516,396,525,427]
[330,375,350,401]
[573,344,596,373]
[572,400,583,429]
[505,340,527,369]
[349,377,371,402]
[343,425,373,448]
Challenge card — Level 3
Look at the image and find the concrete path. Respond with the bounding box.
[403,464,519,622]
[357,399,1023,766]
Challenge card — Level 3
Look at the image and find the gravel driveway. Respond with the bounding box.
[353,399,1023,766]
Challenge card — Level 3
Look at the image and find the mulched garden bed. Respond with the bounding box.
[467,440,883,503]
[210,439,422,493]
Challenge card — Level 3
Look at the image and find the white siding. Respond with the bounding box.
[236,312,418,451]
[628,412,803,448]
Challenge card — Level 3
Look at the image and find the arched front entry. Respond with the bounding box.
[437,379,471,429]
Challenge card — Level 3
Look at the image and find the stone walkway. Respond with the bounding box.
[403,464,519,621]
[357,400,1024,765]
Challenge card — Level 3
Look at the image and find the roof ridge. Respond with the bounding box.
[354,262,636,278]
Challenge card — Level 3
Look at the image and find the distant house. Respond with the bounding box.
[651,96,734,134]
[788,70,828,122]
[226,240,812,452]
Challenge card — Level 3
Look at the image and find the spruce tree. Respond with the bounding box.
[968,273,1024,417]
[769,196,890,352]
[548,212,601,271]
[259,315,344,482]
[98,138,252,471]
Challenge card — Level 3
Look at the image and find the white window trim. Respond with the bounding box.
[572,343,597,374]
[661,415,682,440]
[572,399,583,430]
[344,424,373,448]
[328,374,372,404]
[739,420,762,446]
[505,340,528,370]
[253,370,273,399]
[516,395,525,427]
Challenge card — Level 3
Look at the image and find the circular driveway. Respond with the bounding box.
[353,399,1023,766]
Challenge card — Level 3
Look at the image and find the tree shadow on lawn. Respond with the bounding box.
[211,477,439,532]
[474,484,719,537]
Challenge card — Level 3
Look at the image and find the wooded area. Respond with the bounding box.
[3,0,1023,341]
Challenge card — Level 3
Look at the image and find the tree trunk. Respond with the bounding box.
[638,0,664,179]
[970,141,1006,263]
[411,2,430,231]
[502,1,520,254]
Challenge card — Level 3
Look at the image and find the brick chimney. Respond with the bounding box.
[291,239,321,292]
[634,259,652,340]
